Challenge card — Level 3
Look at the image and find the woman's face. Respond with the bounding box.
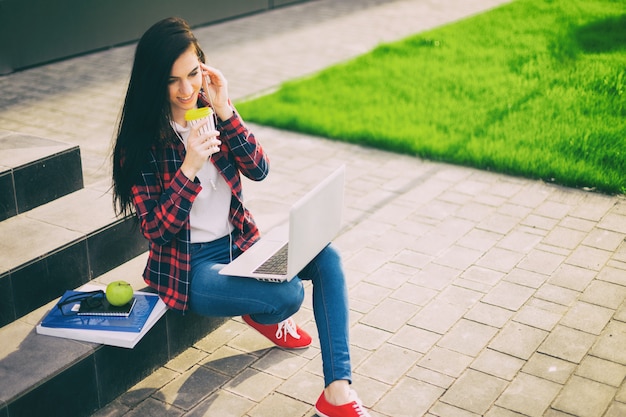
[168,46,202,125]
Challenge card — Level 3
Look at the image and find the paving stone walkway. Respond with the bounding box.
[2,1,626,416]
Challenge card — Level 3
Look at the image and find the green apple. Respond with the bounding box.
[105,280,134,306]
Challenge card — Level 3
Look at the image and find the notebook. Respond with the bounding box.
[219,165,345,282]
[36,284,168,348]
[38,290,159,333]
[78,296,137,317]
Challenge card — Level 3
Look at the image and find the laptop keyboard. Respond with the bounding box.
[253,244,288,275]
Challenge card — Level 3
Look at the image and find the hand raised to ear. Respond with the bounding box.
[201,63,233,120]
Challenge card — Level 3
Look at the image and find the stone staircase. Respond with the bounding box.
[0,131,226,417]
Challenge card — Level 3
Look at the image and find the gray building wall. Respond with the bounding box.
[0,0,307,75]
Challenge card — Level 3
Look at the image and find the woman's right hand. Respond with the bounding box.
[180,118,221,181]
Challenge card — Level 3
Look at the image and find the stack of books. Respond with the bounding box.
[36,283,167,349]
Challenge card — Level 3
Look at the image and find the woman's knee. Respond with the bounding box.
[302,243,343,280]
[278,278,305,314]
[319,244,342,265]
[253,279,304,322]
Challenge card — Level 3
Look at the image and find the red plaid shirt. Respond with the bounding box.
[131,105,269,312]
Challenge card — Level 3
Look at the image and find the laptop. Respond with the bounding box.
[219,165,345,282]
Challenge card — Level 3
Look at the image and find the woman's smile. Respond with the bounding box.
[178,92,197,105]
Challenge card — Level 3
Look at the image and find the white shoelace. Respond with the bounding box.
[349,391,371,417]
[275,317,301,341]
[351,402,369,417]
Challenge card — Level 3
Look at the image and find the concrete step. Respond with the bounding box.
[0,183,146,327]
[0,130,83,221]
[0,254,226,417]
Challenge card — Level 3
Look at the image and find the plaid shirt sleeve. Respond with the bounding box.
[216,108,269,182]
[132,147,201,245]
[131,144,201,311]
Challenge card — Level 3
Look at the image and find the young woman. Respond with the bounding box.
[111,17,370,417]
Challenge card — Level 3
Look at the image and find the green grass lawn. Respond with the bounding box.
[236,0,626,195]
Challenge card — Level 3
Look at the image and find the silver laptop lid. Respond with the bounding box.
[287,165,345,276]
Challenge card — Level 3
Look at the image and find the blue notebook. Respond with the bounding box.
[40,290,160,333]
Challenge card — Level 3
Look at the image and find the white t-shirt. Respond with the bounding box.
[172,122,233,243]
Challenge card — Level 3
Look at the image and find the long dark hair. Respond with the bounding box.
[112,17,205,216]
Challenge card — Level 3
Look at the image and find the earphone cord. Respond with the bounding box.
[205,74,234,263]
[203,74,219,130]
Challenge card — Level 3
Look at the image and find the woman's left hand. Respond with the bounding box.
[201,63,234,121]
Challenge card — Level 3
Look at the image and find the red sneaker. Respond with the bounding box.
[242,315,312,349]
[315,390,371,417]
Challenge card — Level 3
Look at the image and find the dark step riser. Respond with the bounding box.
[0,217,146,327]
[0,314,226,417]
[0,147,83,221]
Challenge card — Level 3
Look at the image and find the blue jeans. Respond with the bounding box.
[188,234,352,387]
